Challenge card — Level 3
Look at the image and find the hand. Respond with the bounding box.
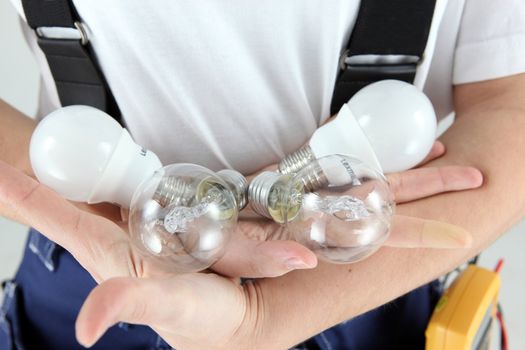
[0,141,481,281]
[0,141,481,348]
[211,141,483,276]
[73,146,484,350]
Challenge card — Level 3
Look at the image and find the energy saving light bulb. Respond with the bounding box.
[249,154,394,264]
[30,105,163,207]
[30,105,247,273]
[279,80,437,174]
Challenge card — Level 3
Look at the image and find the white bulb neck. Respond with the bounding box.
[88,129,162,208]
[309,104,383,173]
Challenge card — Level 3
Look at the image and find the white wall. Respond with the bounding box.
[0,0,524,348]
[0,0,36,283]
[0,0,39,116]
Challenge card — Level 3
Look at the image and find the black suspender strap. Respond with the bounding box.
[330,0,437,115]
[21,0,436,120]
[21,0,121,121]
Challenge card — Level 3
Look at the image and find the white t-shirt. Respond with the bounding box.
[9,0,525,174]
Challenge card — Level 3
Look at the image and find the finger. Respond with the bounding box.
[75,202,123,223]
[0,161,130,279]
[213,237,318,278]
[385,215,472,249]
[211,215,317,277]
[76,274,245,348]
[76,277,176,347]
[417,141,445,166]
[387,166,483,203]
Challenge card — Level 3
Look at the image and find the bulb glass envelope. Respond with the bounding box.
[129,163,238,273]
[277,155,395,263]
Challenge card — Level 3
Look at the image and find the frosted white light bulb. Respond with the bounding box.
[279,80,437,174]
[29,105,162,207]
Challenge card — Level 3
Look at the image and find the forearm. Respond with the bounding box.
[252,76,525,349]
[0,99,36,176]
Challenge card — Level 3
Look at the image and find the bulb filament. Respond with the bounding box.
[302,193,370,221]
[163,187,224,233]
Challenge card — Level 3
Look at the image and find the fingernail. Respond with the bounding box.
[469,169,484,187]
[285,258,314,270]
[422,221,473,248]
[77,338,93,348]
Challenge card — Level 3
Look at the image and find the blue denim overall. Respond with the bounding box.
[1,230,441,349]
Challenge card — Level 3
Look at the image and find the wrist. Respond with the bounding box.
[220,279,291,350]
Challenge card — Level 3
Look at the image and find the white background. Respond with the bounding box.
[0,0,524,348]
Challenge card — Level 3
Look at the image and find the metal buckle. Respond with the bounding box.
[36,21,88,45]
[339,51,421,70]
[338,51,420,81]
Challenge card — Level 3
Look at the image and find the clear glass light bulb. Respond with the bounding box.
[129,164,247,273]
[249,154,394,264]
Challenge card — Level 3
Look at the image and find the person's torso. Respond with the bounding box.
[11,0,463,173]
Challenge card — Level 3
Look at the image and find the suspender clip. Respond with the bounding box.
[339,52,421,71]
[331,52,423,115]
[36,21,89,46]
[336,51,420,87]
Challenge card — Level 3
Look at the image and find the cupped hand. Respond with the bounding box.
[211,141,483,276]
[0,140,483,348]
[72,144,485,350]
[0,141,481,282]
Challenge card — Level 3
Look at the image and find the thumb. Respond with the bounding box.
[75,274,246,348]
[212,239,318,278]
[75,277,183,347]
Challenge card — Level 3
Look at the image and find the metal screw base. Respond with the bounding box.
[248,171,281,219]
[153,170,248,211]
[298,161,328,192]
[153,176,190,207]
[278,145,316,174]
[217,169,248,210]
